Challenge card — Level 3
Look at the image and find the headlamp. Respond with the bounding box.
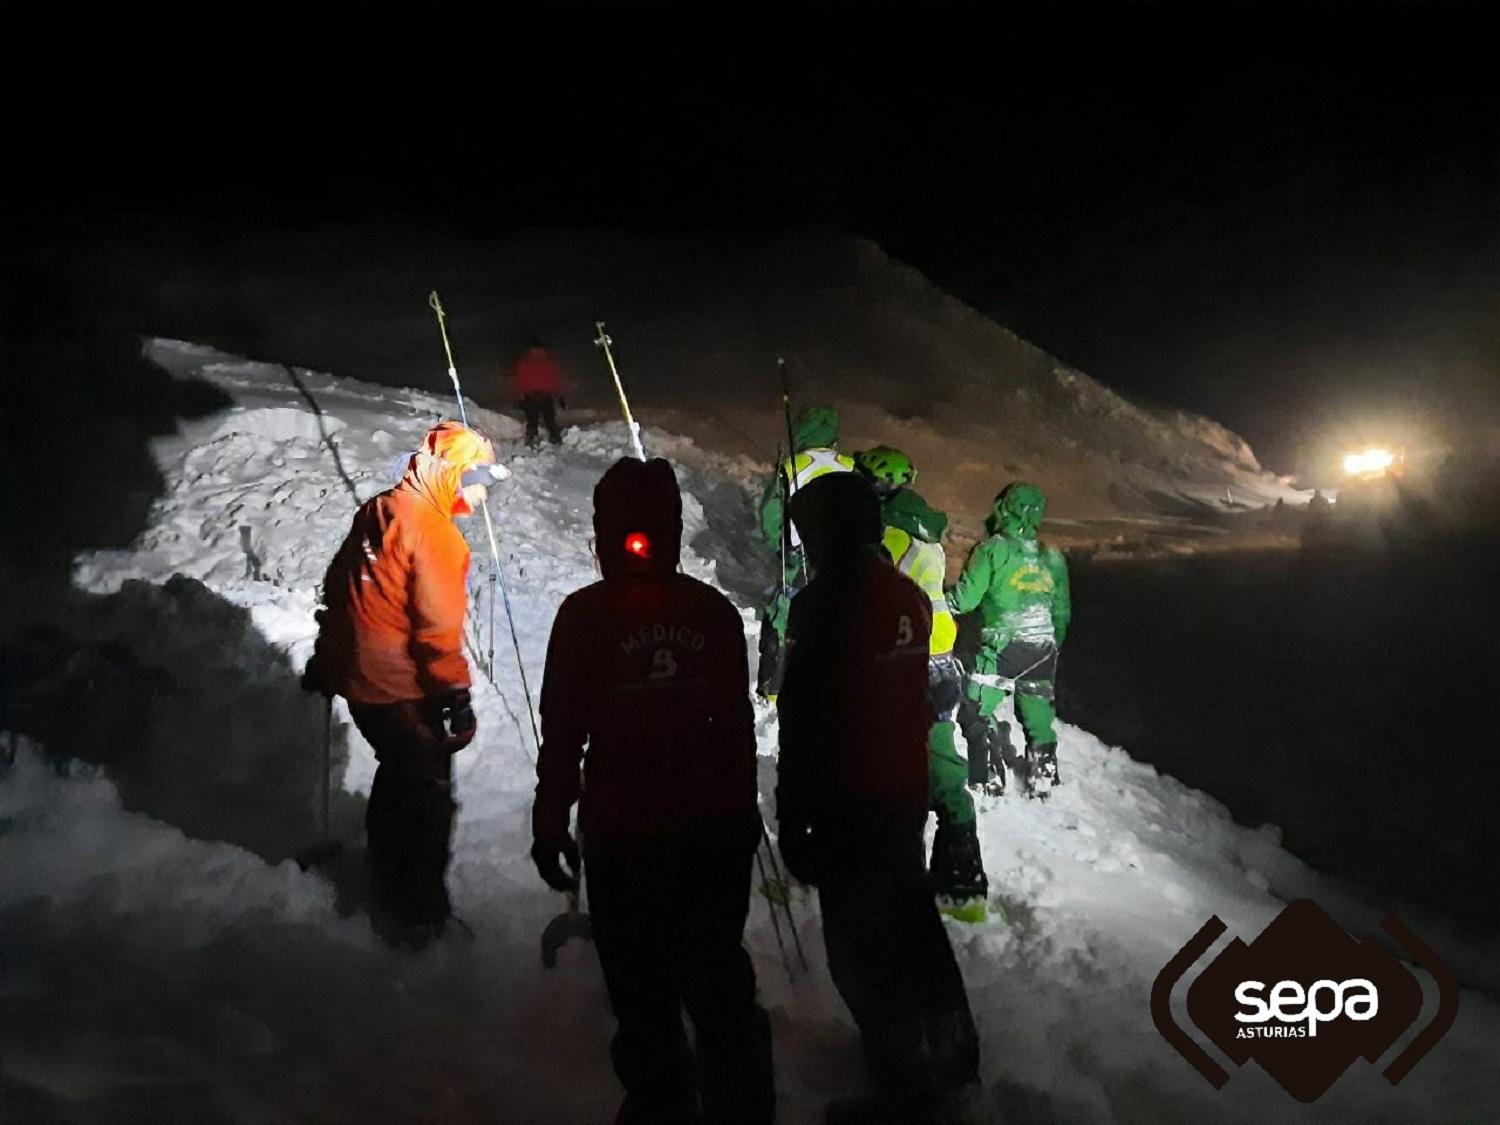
[461,463,512,488]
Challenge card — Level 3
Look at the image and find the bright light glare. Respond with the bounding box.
[1343,448,1396,477]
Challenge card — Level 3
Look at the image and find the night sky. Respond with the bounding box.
[7,1,1497,478]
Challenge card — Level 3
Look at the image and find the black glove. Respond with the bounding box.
[778,820,819,886]
[301,611,334,697]
[557,396,567,411]
[532,833,581,893]
[439,688,476,752]
[300,652,333,698]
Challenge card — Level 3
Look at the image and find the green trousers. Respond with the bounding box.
[925,656,975,826]
[929,720,975,827]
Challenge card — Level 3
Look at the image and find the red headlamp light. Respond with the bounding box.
[624,532,652,559]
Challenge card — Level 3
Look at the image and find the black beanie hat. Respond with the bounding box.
[593,457,683,578]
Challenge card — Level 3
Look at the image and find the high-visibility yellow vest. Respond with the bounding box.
[882,526,956,656]
[782,448,855,547]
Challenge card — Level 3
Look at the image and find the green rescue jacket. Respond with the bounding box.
[946,533,1071,651]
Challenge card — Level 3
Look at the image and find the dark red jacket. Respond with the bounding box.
[512,346,566,398]
[776,548,932,838]
[534,572,759,849]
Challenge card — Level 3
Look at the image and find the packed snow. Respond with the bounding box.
[2,342,1495,1124]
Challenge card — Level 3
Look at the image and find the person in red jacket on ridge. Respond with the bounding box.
[509,337,569,448]
[304,420,504,948]
[532,457,774,1125]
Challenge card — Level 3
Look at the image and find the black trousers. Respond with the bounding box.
[586,835,774,1125]
[349,701,456,930]
[755,615,784,699]
[817,832,979,1105]
[521,392,562,445]
[961,640,1059,787]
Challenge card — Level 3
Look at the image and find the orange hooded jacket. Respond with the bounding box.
[312,422,494,705]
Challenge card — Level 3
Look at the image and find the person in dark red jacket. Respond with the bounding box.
[532,457,774,1125]
[509,338,568,448]
[776,472,979,1124]
[305,421,501,948]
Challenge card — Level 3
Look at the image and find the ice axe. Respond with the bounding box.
[541,880,593,968]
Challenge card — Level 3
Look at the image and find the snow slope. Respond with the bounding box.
[99,224,1300,531]
[1,342,1494,1124]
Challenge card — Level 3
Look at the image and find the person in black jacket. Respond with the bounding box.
[776,472,980,1125]
[532,457,774,1125]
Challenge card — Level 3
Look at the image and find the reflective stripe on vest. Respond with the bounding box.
[790,448,852,490]
[886,528,957,656]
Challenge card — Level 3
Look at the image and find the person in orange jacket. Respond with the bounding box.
[509,338,570,448]
[305,420,505,947]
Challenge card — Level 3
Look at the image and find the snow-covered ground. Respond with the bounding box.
[2,343,1495,1124]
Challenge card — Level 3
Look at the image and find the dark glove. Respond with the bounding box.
[557,396,567,411]
[532,833,581,893]
[300,652,333,698]
[439,688,476,752]
[301,611,334,697]
[778,820,819,886]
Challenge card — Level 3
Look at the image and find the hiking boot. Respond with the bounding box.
[930,823,989,923]
[1025,741,1060,799]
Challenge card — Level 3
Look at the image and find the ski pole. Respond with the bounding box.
[754,841,796,982]
[466,566,495,683]
[760,816,810,971]
[593,321,645,460]
[770,357,808,671]
[769,361,812,971]
[777,357,804,570]
[480,515,542,756]
[778,357,799,498]
[775,443,788,596]
[487,565,497,683]
[428,292,469,427]
[427,291,543,757]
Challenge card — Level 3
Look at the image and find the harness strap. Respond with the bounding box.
[969,671,1054,700]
